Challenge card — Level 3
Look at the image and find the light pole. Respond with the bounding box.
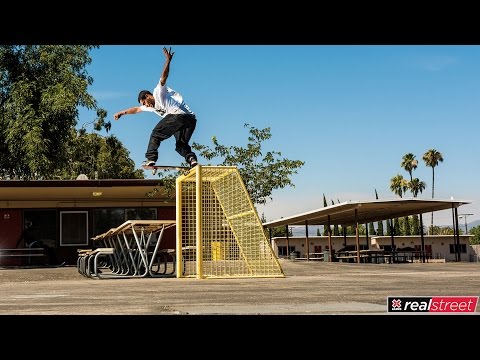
[458,213,473,234]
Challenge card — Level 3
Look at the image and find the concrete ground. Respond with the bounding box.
[0,259,479,315]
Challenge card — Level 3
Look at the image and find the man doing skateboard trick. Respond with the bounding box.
[113,46,198,169]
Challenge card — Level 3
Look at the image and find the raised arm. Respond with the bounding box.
[113,106,142,120]
[160,46,174,86]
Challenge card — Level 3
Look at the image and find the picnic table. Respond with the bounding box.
[77,220,176,279]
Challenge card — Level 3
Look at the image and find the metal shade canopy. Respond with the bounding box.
[262,198,471,228]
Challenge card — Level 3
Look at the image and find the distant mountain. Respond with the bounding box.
[444,219,480,232]
[466,220,480,230]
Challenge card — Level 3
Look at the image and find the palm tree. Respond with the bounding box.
[400,154,419,235]
[423,149,444,234]
[390,174,408,235]
[390,174,408,198]
[409,177,427,235]
[409,178,427,198]
[401,153,418,181]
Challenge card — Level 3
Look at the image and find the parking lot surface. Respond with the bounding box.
[0,259,479,315]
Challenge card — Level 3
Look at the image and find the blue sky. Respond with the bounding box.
[79,45,480,226]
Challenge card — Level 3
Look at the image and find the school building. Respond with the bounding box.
[0,178,176,265]
[271,234,476,262]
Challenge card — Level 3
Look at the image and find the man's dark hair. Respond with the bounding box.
[138,90,153,103]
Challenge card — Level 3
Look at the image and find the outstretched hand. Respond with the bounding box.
[163,46,174,61]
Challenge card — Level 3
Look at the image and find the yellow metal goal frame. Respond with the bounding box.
[175,165,284,279]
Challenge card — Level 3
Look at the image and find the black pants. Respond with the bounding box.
[145,113,197,163]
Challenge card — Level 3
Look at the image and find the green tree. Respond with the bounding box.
[430,226,456,235]
[411,214,420,235]
[368,222,376,236]
[394,218,401,235]
[423,149,444,233]
[469,225,480,245]
[357,224,366,235]
[377,220,384,236]
[399,217,410,236]
[386,220,392,236]
[0,45,107,179]
[192,123,304,205]
[57,130,143,180]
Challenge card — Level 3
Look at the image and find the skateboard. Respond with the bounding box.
[142,164,191,175]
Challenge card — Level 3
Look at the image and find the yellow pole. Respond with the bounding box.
[176,176,183,278]
[196,165,203,279]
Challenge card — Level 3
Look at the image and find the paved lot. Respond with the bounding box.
[0,259,479,315]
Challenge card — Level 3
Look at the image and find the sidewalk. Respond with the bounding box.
[0,259,479,315]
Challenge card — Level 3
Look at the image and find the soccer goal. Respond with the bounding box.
[175,166,284,279]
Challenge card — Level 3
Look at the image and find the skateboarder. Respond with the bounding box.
[113,46,198,168]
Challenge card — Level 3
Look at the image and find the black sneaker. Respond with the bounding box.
[142,160,155,167]
[187,156,198,168]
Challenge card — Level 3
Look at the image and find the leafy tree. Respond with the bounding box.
[469,225,480,245]
[394,218,401,235]
[398,217,408,236]
[56,130,143,180]
[377,220,384,236]
[368,222,376,236]
[423,149,444,233]
[0,45,109,179]
[192,123,304,205]
[357,224,366,235]
[411,214,420,235]
[430,226,456,235]
[386,219,392,236]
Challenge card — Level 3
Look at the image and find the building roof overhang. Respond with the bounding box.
[0,179,172,208]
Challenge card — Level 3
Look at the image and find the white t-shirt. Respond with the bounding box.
[140,82,193,117]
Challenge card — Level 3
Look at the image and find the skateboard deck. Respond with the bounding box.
[142,164,191,175]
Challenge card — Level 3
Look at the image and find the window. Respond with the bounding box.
[60,211,88,246]
[93,209,124,236]
[278,246,295,256]
[449,244,467,253]
[126,208,157,221]
[93,208,158,236]
[23,210,57,248]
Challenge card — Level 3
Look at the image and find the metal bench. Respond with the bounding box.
[0,248,47,266]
